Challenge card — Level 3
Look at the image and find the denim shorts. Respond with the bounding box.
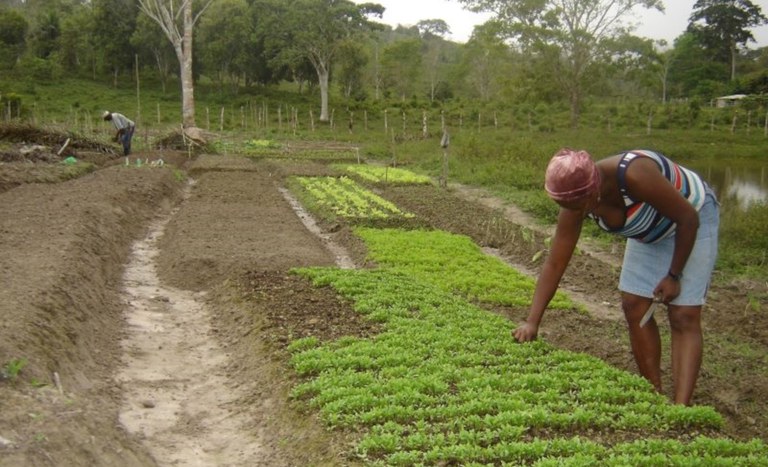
[618,189,719,306]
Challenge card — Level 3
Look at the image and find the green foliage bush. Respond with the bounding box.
[18,55,61,81]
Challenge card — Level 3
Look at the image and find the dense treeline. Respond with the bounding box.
[0,0,767,128]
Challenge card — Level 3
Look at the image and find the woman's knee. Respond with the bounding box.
[622,293,648,315]
[668,306,701,332]
[621,294,655,327]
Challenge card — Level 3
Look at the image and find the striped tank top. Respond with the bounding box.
[590,150,707,244]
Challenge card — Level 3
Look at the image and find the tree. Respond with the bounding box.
[417,19,451,102]
[688,0,768,81]
[58,6,97,76]
[416,19,450,38]
[381,38,422,101]
[130,14,176,93]
[602,34,659,101]
[264,0,384,122]
[336,39,368,101]
[27,9,60,59]
[457,0,663,127]
[92,0,137,86]
[197,0,251,94]
[459,22,512,102]
[667,32,729,98]
[650,41,676,104]
[137,0,214,127]
[0,7,28,70]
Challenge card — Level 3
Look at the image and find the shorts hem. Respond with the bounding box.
[618,287,706,306]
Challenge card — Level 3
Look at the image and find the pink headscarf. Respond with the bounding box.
[544,148,600,202]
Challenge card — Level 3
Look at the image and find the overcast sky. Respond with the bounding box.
[355,0,768,48]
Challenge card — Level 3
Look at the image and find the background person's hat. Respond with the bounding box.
[102,111,111,119]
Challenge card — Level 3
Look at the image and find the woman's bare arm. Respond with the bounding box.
[514,207,584,342]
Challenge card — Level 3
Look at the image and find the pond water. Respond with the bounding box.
[686,160,767,212]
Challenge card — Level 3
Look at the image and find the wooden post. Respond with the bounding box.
[384,109,388,133]
[764,109,767,137]
[310,109,315,132]
[390,128,396,167]
[422,110,428,139]
[646,109,653,136]
[440,130,450,189]
[135,54,141,146]
[441,110,446,133]
[402,110,406,138]
[220,107,225,132]
[278,107,282,132]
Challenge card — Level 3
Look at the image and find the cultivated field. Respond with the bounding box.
[0,126,766,465]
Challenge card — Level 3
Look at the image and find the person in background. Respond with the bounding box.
[513,148,719,406]
[103,111,135,156]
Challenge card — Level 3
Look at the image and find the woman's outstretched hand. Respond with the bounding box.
[513,322,539,343]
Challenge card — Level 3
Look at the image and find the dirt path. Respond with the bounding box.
[113,157,358,466]
[116,170,358,465]
[117,180,264,465]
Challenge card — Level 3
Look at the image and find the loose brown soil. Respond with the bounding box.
[0,125,765,466]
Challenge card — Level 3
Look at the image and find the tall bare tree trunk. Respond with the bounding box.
[138,0,212,129]
[181,1,195,127]
[318,64,330,122]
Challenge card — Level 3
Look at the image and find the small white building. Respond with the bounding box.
[714,94,747,108]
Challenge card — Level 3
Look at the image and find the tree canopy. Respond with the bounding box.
[687,0,768,81]
[1,0,766,125]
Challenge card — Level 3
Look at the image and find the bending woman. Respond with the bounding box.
[514,148,719,406]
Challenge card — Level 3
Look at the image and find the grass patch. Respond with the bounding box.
[1,358,28,381]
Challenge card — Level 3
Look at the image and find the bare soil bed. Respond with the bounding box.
[0,127,765,466]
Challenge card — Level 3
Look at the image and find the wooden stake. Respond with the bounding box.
[57,138,71,156]
[53,372,63,395]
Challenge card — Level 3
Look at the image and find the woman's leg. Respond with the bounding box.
[622,292,662,393]
[667,305,703,405]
